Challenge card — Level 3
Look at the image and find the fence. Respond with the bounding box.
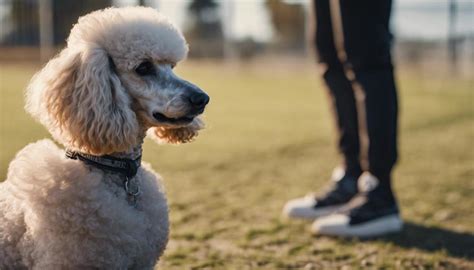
[0,0,472,76]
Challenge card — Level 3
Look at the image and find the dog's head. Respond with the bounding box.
[26,7,209,155]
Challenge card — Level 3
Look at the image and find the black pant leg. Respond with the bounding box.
[312,0,362,176]
[335,0,399,184]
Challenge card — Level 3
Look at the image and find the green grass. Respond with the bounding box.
[1,60,473,269]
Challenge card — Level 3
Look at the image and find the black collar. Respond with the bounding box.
[65,150,141,178]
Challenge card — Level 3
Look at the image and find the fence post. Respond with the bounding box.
[448,0,458,72]
[38,0,54,62]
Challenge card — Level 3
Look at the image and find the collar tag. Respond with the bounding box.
[66,149,142,207]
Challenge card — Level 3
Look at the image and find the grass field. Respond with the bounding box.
[1,60,473,269]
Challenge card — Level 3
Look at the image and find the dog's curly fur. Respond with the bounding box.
[0,7,207,269]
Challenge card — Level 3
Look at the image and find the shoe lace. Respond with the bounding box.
[315,180,356,206]
[346,192,397,219]
[347,195,375,218]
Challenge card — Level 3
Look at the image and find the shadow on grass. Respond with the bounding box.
[379,222,474,260]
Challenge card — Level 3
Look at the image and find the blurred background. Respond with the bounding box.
[0,0,473,75]
[0,0,473,269]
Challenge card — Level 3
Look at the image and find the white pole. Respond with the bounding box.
[38,0,54,62]
[222,0,235,60]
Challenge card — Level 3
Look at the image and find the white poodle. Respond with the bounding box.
[0,7,209,269]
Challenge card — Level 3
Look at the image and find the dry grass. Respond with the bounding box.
[1,60,473,269]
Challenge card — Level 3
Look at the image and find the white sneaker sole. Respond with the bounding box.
[311,213,403,237]
[282,196,344,220]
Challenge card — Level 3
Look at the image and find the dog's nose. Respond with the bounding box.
[189,92,210,108]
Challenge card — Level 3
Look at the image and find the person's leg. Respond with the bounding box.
[283,0,360,219]
[314,0,362,177]
[337,0,398,190]
[312,0,402,237]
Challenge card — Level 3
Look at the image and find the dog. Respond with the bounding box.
[0,6,209,269]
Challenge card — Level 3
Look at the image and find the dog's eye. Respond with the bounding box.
[135,61,155,76]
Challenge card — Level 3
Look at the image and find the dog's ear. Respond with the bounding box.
[26,46,140,155]
[147,117,204,144]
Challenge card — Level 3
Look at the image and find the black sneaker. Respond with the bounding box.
[311,172,402,237]
[283,167,359,219]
